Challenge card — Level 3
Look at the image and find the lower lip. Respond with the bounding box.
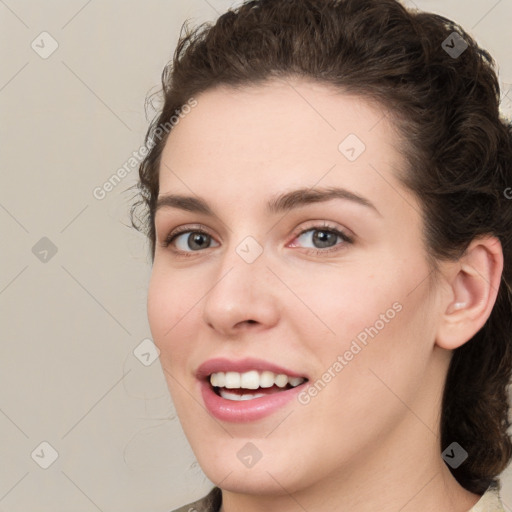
[199,379,306,422]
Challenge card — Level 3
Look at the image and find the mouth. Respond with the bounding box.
[196,357,310,421]
[208,370,308,401]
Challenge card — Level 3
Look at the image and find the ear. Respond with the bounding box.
[435,236,504,350]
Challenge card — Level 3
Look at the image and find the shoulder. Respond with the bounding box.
[469,485,506,512]
[169,487,222,512]
[166,484,508,512]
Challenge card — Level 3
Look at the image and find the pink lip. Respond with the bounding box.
[196,357,309,423]
[199,379,307,422]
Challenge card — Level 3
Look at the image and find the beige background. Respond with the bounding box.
[1,1,511,510]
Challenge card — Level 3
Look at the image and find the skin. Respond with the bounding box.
[147,78,503,512]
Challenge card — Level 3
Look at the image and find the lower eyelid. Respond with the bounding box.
[164,226,352,254]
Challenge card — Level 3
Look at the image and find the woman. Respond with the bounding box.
[131,0,512,510]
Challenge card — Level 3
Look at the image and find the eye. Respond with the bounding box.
[160,222,353,257]
[289,223,353,254]
[162,226,219,254]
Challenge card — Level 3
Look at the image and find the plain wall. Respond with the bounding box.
[1,0,511,510]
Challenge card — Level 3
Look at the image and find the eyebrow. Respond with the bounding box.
[155,186,381,217]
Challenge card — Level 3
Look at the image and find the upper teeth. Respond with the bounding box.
[210,370,306,389]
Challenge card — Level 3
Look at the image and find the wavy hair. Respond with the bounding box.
[130,0,512,495]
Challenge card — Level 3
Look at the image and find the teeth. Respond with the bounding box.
[224,372,240,388]
[219,390,266,401]
[210,370,306,390]
[288,376,304,387]
[211,372,225,387]
[240,370,260,390]
[275,374,288,388]
[259,371,275,388]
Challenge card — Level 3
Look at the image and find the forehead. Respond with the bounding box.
[165,78,394,152]
[158,78,407,211]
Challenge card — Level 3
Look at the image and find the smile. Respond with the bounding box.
[210,370,306,400]
[196,357,309,422]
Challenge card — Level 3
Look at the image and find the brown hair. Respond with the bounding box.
[130,0,512,495]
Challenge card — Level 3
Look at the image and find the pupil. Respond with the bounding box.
[313,230,335,248]
[189,233,209,250]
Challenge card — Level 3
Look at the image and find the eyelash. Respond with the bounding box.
[160,222,354,258]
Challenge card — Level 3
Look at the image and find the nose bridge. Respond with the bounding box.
[201,231,280,333]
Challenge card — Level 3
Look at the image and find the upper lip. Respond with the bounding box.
[196,357,309,381]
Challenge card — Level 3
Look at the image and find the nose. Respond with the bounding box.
[201,244,281,337]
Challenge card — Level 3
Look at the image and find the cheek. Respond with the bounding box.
[147,267,192,354]
[318,269,435,412]
[298,266,404,344]
[147,269,200,409]
[306,257,434,389]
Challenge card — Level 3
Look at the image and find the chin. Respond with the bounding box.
[209,469,300,496]
[196,448,314,496]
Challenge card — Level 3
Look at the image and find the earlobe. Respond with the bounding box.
[435,236,503,350]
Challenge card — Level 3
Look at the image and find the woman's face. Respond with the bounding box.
[148,78,447,494]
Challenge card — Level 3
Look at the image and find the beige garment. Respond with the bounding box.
[469,486,505,512]
[170,486,221,512]
[170,485,506,512]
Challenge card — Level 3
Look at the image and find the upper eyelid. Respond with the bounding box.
[163,221,348,238]
[163,222,353,248]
